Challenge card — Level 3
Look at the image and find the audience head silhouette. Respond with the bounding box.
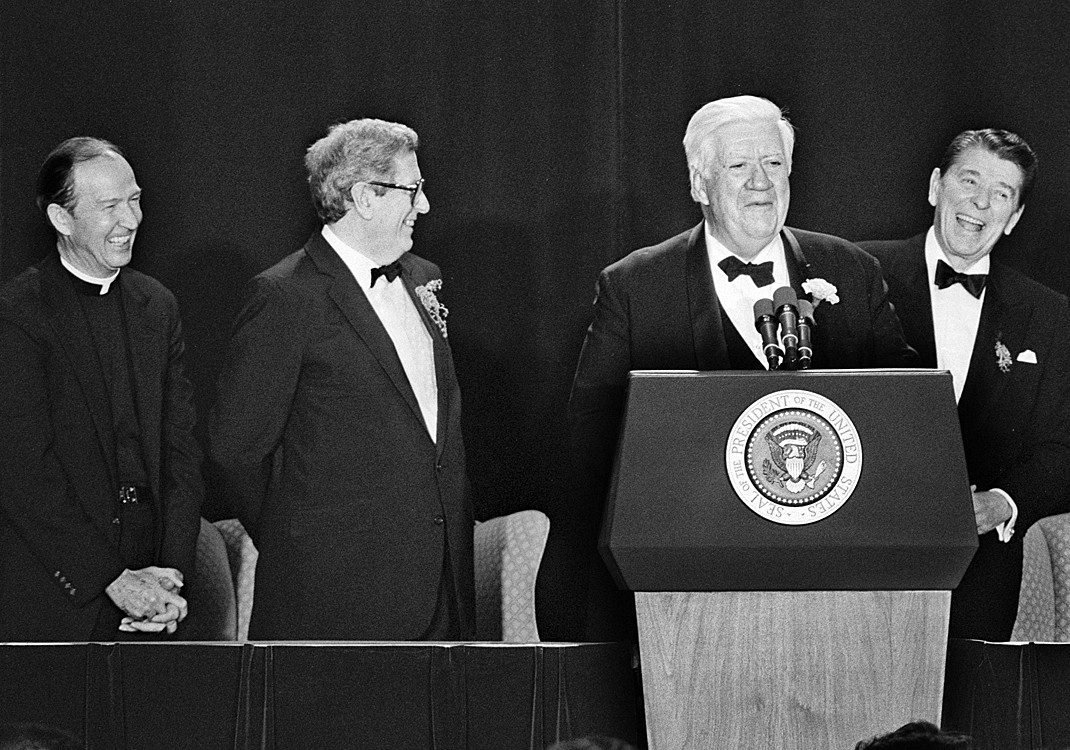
[546,736,638,750]
[855,721,971,749]
[0,723,83,750]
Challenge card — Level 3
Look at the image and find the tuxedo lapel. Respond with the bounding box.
[39,257,118,486]
[894,236,937,367]
[400,265,453,456]
[684,225,731,369]
[781,227,811,293]
[306,235,427,433]
[784,228,836,367]
[958,265,1031,426]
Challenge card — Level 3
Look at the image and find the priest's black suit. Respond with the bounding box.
[209,232,474,640]
[862,233,1070,640]
[0,254,203,641]
[567,224,916,639]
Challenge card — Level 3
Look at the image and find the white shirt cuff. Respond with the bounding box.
[990,488,1018,543]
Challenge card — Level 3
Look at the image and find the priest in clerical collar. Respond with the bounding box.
[0,137,203,641]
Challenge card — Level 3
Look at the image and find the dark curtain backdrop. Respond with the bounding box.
[3,0,1069,640]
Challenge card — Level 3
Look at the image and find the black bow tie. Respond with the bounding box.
[370,261,404,287]
[718,256,775,287]
[935,259,986,298]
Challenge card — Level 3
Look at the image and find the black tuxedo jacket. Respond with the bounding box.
[569,223,917,488]
[564,224,915,640]
[862,234,1070,639]
[0,254,203,641]
[209,232,474,640]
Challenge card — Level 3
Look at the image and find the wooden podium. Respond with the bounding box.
[600,370,978,750]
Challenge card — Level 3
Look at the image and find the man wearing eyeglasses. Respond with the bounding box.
[209,118,474,640]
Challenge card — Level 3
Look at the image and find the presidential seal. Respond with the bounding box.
[725,389,862,525]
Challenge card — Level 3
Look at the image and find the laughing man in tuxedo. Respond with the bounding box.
[210,119,474,640]
[861,129,1070,641]
[567,95,916,639]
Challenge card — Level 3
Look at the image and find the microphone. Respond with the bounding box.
[753,298,782,370]
[773,286,800,369]
[797,299,815,370]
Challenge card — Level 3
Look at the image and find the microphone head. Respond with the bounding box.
[797,299,815,321]
[773,286,798,309]
[753,298,775,318]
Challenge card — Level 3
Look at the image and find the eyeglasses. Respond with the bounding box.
[367,178,425,207]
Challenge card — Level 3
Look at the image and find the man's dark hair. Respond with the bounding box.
[35,136,124,215]
[855,720,971,749]
[0,722,84,750]
[938,128,1038,207]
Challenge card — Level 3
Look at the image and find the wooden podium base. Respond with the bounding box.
[636,590,950,750]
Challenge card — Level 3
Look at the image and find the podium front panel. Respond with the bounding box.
[601,369,977,591]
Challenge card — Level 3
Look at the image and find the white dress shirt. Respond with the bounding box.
[925,227,1016,541]
[322,225,438,442]
[705,224,791,369]
[925,227,988,404]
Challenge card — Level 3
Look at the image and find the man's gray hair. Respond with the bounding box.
[682,95,795,178]
[305,118,419,224]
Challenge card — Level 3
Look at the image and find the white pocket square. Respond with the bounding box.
[1016,349,1038,364]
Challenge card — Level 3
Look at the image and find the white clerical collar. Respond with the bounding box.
[924,226,990,283]
[704,222,785,269]
[59,254,120,295]
[321,224,382,291]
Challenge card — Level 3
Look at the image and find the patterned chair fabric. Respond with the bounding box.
[213,518,259,641]
[206,512,547,642]
[474,509,550,643]
[1012,512,1070,642]
[181,517,238,640]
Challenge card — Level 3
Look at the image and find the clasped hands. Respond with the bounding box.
[105,566,188,634]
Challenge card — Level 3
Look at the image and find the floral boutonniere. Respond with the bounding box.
[802,278,840,308]
[994,340,1012,373]
[416,278,449,339]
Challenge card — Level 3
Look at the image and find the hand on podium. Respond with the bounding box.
[971,489,1012,536]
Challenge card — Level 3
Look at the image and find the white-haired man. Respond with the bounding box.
[567,95,916,639]
[210,119,474,640]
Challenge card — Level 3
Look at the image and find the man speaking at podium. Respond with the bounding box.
[862,129,1070,641]
[567,95,916,639]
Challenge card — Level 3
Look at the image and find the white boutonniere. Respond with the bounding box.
[802,278,840,308]
[994,340,1012,373]
[415,279,449,338]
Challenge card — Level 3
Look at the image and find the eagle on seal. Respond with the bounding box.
[763,423,824,493]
